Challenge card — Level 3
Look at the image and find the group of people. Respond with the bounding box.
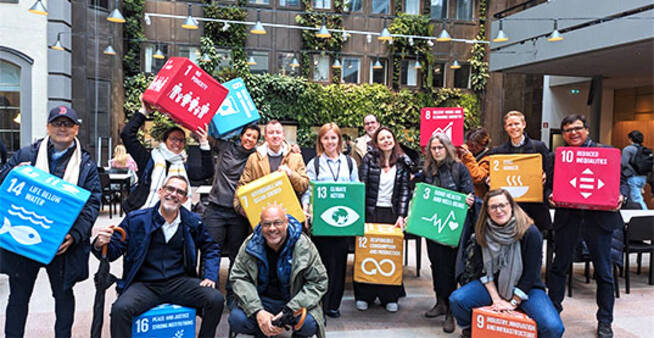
[0,95,640,338]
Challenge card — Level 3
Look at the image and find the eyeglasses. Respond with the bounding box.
[562,126,586,134]
[364,121,378,126]
[261,219,285,228]
[50,119,76,128]
[163,185,187,196]
[168,137,186,144]
[488,203,509,211]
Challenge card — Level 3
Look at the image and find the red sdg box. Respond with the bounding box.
[420,107,464,147]
[142,57,229,132]
[553,147,621,210]
[472,307,537,338]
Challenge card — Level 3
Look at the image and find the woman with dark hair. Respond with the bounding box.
[487,110,553,232]
[418,133,475,333]
[356,126,412,313]
[622,130,649,210]
[120,94,214,212]
[458,127,491,197]
[202,124,260,307]
[449,189,564,338]
[302,122,358,318]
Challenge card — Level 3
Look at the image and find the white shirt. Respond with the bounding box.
[158,209,181,243]
[376,165,396,207]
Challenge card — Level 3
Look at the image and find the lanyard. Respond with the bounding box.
[326,158,342,181]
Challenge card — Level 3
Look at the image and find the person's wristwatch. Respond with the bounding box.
[509,298,519,307]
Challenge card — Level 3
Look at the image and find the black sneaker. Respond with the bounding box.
[325,309,341,318]
[597,322,613,338]
[460,328,471,338]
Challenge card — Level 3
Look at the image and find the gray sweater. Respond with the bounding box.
[621,143,639,178]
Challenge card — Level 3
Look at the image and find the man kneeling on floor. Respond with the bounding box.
[93,175,224,337]
[229,204,328,337]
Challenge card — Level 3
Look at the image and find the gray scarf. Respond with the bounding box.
[482,217,523,300]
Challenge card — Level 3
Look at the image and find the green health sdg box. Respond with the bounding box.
[311,181,365,236]
[406,183,469,247]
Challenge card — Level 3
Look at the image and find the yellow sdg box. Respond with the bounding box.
[236,171,305,228]
[489,154,543,202]
[354,223,404,286]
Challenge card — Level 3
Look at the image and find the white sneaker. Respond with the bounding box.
[355,300,368,311]
[385,302,399,312]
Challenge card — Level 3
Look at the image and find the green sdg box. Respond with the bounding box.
[311,181,365,237]
[406,183,469,247]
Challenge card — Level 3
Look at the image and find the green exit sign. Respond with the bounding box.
[570,89,580,94]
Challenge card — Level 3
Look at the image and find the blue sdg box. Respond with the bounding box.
[209,77,261,138]
[0,165,91,264]
[132,303,196,338]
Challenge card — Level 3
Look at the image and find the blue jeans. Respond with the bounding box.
[449,280,564,338]
[628,175,648,210]
[229,296,318,337]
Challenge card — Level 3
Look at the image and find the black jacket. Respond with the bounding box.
[0,139,102,290]
[515,224,547,292]
[120,113,214,211]
[359,149,412,219]
[488,135,553,231]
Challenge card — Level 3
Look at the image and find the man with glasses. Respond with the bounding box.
[547,114,627,338]
[352,114,380,166]
[94,175,224,337]
[229,204,328,337]
[120,94,214,212]
[0,106,102,337]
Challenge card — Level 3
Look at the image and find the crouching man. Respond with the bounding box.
[93,175,224,337]
[229,204,328,337]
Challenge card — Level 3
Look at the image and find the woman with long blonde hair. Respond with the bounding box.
[110,144,138,173]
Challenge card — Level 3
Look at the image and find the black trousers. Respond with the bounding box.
[313,235,349,311]
[5,254,74,338]
[110,276,225,338]
[426,239,458,306]
[547,221,614,324]
[353,206,406,305]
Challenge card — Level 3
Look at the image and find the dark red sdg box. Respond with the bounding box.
[553,147,621,210]
[420,107,464,147]
[142,57,229,132]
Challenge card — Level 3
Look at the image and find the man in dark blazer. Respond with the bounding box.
[547,114,628,338]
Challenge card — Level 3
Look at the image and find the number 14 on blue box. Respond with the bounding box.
[0,166,91,264]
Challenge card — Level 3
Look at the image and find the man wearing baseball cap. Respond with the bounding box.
[0,105,102,337]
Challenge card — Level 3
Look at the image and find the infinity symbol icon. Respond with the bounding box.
[361,258,396,277]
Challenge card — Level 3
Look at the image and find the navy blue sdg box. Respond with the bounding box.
[0,166,90,264]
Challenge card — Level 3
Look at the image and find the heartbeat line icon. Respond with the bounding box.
[421,210,458,233]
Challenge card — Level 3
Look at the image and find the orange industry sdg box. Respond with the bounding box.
[489,154,543,202]
[353,223,404,286]
[472,306,537,338]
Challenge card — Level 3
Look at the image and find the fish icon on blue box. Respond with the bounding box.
[0,166,91,264]
[209,77,260,138]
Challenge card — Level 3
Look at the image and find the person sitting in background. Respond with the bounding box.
[110,144,138,173]
[449,189,564,338]
[458,127,491,198]
[229,204,328,338]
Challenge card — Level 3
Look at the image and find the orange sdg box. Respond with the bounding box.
[489,154,543,202]
[354,223,403,286]
[472,306,537,338]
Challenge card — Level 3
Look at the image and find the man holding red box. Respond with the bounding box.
[547,114,628,338]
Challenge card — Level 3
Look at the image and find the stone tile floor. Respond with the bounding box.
[1,208,653,337]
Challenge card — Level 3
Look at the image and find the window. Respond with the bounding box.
[312,55,330,82]
[369,59,387,85]
[313,0,331,9]
[456,0,473,20]
[401,60,418,87]
[341,57,360,84]
[453,64,471,88]
[405,0,419,15]
[178,46,200,64]
[430,0,447,20]
[372,0,390,14]
[279,0,299,6]
[143,44,168,73]
[249,0,270,5]
[343,0,362,12]
[278,53,299,77]
[432,63,445,87]
[0,60,20,153]
[89,0,109,10]
[215,49,232,72]
[248,51,269,75]
[87,78,112,162]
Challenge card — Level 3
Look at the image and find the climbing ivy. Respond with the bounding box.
[388,13,434,90]
[122,0,145,76]
[468,0,489,95]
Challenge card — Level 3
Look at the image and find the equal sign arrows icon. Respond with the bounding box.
[569,168,605,199]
